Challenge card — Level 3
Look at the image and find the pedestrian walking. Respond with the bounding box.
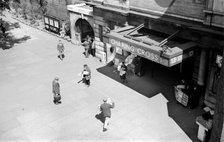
[91,38,96,57]
[81,36,90,58]
[99,98,115,132]
[79,64,91,87]
[52,77,61,105]
[57,40,65,60]
[118,62,127,83]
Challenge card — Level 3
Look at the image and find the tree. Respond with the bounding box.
[38,0,47,16]
[209,50,224,142]
[11,0,20,14]
[0,0,10,15]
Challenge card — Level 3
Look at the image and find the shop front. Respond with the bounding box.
[107,26,196,67]
[106,26,198,106]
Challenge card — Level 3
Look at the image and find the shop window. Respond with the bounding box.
[107,21,116,30]
[116,47,123,55]
[44,15,60,34]
[213,0,224,13]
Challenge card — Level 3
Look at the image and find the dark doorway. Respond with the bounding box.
[75,19,94,42]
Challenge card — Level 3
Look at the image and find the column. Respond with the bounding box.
[197,48,208,86]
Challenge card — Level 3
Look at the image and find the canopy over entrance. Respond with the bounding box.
[107,26,197,67]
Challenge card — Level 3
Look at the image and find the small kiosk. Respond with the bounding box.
[44,15,60,34]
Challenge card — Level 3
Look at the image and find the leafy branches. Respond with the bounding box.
[0,0,10,15]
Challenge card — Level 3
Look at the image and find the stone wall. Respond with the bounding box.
[94,0,129,9]
[130,0,205,20]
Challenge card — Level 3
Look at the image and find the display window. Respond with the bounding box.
[49,19,54,26]
[44,17,49,24]
[44,15,60,34]
[116,47,123,55]
[54,21,59,28]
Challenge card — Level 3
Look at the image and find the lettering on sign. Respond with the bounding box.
[110,38,167,65]
[170,55,183,65]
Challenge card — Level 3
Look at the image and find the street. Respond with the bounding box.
[0,12,191,142]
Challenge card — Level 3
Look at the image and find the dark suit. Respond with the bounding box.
[100,102,114,118]
[100,101,115,130]
[52,80,61,104]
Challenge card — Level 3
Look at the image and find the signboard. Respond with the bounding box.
[109,38,170,66]
[67,4,93,16]
[44,15,60,34]
[109,38,195,67]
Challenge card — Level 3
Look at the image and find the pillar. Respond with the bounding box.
[197,48,208,86]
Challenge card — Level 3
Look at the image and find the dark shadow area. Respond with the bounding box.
[0,33,31,50]
[155,0,176,8]
[95,112,105,124]
[97,64,204,141]
[0,20,30,50]
[152,1,205,141]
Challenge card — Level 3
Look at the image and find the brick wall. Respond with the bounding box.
[45,0,80,20]
[130,0,205,20]
[46,0,68,20]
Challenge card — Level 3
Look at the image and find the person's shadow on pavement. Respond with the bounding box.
[95,112,105,123]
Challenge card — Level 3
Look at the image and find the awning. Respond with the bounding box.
[106,26,197,67]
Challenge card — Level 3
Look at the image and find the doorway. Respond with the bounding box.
[75,18,94,42]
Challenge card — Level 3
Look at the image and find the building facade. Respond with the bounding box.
[77,1,224,140]
[84,0,223,108]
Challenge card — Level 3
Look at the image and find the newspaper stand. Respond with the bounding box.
[174,86,189,107]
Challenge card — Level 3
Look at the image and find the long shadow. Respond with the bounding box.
[97,64,204,141]
[0,21,30,50]
[152,1,206,141]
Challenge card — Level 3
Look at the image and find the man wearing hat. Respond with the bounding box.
[52,77,61,104]
[100,98,115,132]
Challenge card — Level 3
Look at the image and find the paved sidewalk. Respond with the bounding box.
[0,12,192,142]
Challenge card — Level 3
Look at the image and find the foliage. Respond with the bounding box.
[20,2,29,19]
[38,0,48,15]
[0,0,10,15]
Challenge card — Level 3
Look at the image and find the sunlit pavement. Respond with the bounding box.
[0,12,191,142]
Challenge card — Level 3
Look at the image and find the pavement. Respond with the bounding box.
[0,12,192,142]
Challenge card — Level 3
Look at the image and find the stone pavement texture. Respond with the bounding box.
[0,12,192,142]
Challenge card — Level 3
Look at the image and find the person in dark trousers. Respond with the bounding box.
[81,64,91,87]
[119,62,128,83]
[91,38,96,57]
[100,98,115,132]
[87,35,92,55]
[52,77,61,105]
[57,40,65,60]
